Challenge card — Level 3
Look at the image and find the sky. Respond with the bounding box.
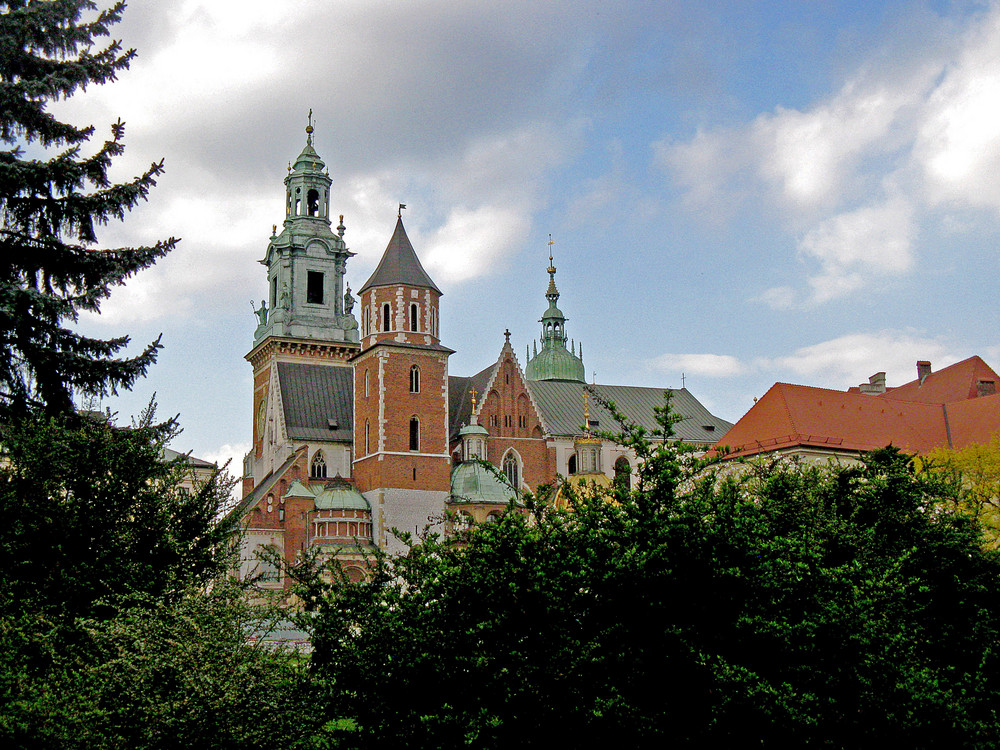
[53,0,1000,479]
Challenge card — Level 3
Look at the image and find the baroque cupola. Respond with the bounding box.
[524,240,586,383]
[251,112,359,346]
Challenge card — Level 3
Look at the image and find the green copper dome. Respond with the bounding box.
[525,249,585,383]
[450,462,515,504]
[314,478,370,512]
[525,344,586,382]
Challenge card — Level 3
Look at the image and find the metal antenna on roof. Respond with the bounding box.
[681,372,686,388]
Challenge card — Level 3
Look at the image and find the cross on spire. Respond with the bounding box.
[504,328,511,343]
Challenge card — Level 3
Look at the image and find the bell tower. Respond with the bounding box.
[245,116,360,492]
[352,209,452,552]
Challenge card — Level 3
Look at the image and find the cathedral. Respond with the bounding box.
[233,124,732,587]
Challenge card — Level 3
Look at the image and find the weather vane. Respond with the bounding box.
[398,203,407,218]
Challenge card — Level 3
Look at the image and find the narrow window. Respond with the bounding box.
[307,189,319,217]
[382,303,391,332]
[307,271,324,304]
[409,417,419,451]
[294,188,301,216]
[409,303,418,332]
[568,454,577,475]
[270,276,277,307]
[503,452,519,489]
[364,369,369,398]
[409,365,420,393]
[365,419,370,454]
[310,450,327,479]
[614,456,631,489]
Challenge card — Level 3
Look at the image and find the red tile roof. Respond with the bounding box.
[715,357,1000,459]
[879,356,998,404]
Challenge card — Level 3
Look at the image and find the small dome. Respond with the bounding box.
[292,143,325,173]
[525,345,586,383]
[450,462,515,505]
[541,304,565,321]
[314,478,370,512]
[459,422,489,438]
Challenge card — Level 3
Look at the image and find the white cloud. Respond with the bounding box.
[757,331,957,390]
[916,8,1000,211]
[201,441,251,503]
[649,353,745,378]
[798,197,915,303]
[659,3,1000,305]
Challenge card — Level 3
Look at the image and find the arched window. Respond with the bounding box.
[310,451,327,479]
[382,303,391,332]
[294,188,301,215]
[409,417,419,451]
[502,451,520,489]
[364,369,369,398]
[409,365,420,393]
[486,511,502,523]
[614,456,631,489]
[307,189,319,216]
[568,453,577,475]
[409,302,418,332]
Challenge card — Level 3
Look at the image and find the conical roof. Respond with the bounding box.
[359,217,441,294]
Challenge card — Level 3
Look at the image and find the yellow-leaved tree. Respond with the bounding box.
[921,435,1000,549]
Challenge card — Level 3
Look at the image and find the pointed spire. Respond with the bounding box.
[359,215,441,294]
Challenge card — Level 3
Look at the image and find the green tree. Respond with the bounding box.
[0,0,175,417]
[309,400,1000,748]
[0,582,327,749]
[0,408,237,620]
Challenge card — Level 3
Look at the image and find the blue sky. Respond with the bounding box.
[59,0,999,476]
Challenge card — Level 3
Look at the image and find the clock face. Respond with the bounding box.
[256,396,267,439]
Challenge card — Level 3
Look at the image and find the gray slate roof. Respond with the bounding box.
[448,365,497,441]
[526,381,732,445]
[359,217,441,294]
[277,362,353,442]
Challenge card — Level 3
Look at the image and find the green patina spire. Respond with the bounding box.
[524,236,585,383]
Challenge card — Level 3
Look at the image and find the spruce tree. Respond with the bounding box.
[0,0,175,416]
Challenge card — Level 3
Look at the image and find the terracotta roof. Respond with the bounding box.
[878,356,999,404]
[716,381,1000,459]
[359,217,441,294]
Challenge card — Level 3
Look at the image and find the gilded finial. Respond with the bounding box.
[306,108,314,144]
[583,390,590,431]
[271,224,276,236]
[547,233,555,271]
[287,161,291,173]
[470,387,478,411]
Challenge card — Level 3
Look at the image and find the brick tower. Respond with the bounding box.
[352,211,453,552]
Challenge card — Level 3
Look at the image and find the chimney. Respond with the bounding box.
[916,360,932,384]
[859,371,887,395]
[978,379,997,397]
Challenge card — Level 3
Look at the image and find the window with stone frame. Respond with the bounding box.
[310,450,327,478]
